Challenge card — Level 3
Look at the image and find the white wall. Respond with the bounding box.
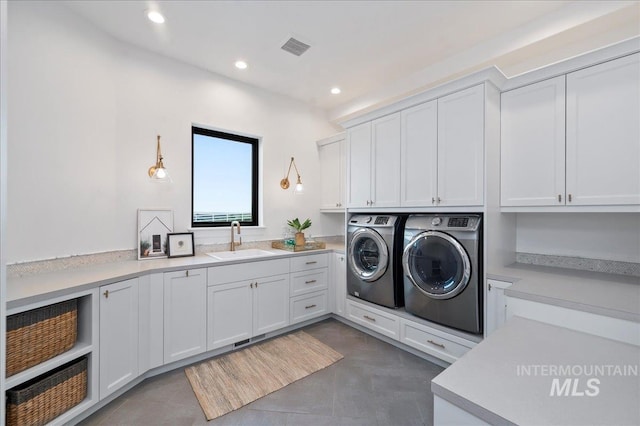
[7,1,341,264]
[516,213,640,263]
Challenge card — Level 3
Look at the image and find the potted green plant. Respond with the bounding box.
[287,218,311,246]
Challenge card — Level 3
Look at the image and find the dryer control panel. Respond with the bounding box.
[349,215,395,227]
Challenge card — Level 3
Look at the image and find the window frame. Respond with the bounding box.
[191,125,259,228]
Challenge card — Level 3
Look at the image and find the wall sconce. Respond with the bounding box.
[280,157,304,194]
[148,135,171,182]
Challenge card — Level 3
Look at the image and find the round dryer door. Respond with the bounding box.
[348,228,389,282]
[402,231,471,300]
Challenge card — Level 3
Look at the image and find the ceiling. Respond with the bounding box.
[63,1,639,119]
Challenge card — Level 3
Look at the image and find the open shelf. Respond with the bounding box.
[5,342,92,389]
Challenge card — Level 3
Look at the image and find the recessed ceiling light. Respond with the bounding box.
[331,87,341,95]
[147,11,165,24]
[235,60,248,70]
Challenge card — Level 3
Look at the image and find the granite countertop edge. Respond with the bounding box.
[487,263,640,323]
[7,246,344,309]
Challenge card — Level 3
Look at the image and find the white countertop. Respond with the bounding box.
[432,316,640,425]
[7,245,343,309]
[488,263,640,322]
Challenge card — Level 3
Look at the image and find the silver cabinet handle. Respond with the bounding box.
[305,280,317,284]
[103,290,109,298]
[305,261,317,265]
[250,283,253,288]
[363,315,376,322]
[558,194,562,203]
[427,339,445,349]
[437,197,441,204]
[305,304,317,309]
[568,194,573,202]
[431,197,435,204]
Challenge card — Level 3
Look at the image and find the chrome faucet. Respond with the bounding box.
[230,221,242,251]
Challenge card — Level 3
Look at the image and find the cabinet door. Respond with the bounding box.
[253,274,290,335]
[319,138,345,210]
[371,112,401,207]
[437,84,485,206]
[485,279,512,336]
[334,253,346,318]
[207,281,253,350]
[501,76,566,206]
[401,101,438,207]
[163,269,207,363]
[99,278,138,399]
[566,53,640,205]
[347,122,372,207]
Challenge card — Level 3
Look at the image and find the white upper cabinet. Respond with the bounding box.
[401,100,438,207]
[566,53,640,206]
[501,53,640,209]
[348,86,485,209]
[371,112,402,207]
[501,76,566,206]
[318,135,346,210]
[437,84,485,206]
[347,114,401,208]
[347,122,372,207]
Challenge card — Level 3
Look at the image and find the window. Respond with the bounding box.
[192,126,259,227]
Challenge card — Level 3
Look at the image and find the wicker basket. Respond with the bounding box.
[6,356,88,426]
[6,299,78,377]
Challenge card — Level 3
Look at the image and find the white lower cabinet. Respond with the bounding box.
[334,253,346,318]
[163,269,207,363]
[289,253,330,325]
[253,274,290,335]
[399,318,475,364]
[99,278,139,400]
[138,273,164,374]
[207,281,253,349]
[434,396,490,425]
[485,279,512,336]
[346,299,400,340]
[207,259,290,351]
[290,291,328,324]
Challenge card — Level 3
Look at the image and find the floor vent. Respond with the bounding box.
[234,338,250,347]
[281,37,311,56]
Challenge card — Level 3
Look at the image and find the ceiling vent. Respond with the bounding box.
[281,37,311,57]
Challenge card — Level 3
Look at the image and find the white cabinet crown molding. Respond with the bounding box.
[502,36,640,91]
[339,67,506,129]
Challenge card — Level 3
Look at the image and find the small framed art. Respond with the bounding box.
[167,232,195,258]
[138,209,174,260]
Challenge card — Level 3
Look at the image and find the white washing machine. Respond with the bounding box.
[347,214,404,308]
[402,214,483,334]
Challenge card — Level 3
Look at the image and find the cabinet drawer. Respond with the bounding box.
[290,269,328,297]
[346,300,399,340]
[400,319,475,364]
[290,291,328,324]
[208,258,289,285]
[290,253,329,272]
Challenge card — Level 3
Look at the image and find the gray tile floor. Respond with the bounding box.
[80,319,444,426]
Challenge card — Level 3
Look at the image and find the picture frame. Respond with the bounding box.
[138,209,174,260]
[167,232,195,258]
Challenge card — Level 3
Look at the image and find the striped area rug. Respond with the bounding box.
[185,331,343,421]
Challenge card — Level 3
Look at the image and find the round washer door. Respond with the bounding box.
[402,231,471,300]
[348,228,389,282]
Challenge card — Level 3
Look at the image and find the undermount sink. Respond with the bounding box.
[205,248,274,261]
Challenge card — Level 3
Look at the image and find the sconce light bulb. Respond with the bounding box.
[156,168,166,179]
